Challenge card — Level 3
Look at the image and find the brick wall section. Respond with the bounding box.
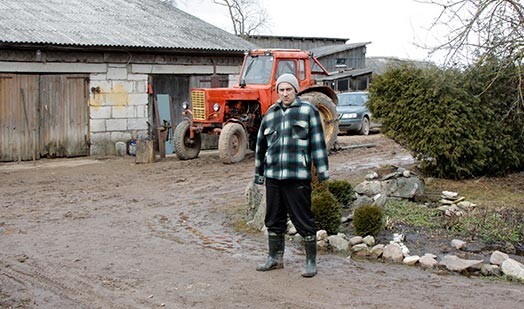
[89,64,149,156]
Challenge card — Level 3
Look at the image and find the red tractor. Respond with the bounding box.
[174,49,339,163]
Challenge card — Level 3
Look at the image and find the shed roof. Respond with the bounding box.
[310,42,371,58]
[246,34,349,43]
[322,68,373,81]
[0,0,257,52]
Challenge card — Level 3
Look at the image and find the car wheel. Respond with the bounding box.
[359,117,370,135]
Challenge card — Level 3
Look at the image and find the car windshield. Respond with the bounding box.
[239,55,273,85]
[338,93,368,106]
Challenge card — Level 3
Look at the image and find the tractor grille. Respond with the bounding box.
[191,91,206,120]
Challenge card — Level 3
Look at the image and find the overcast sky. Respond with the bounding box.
[177,0,445,62]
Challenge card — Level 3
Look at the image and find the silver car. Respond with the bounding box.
[336,91,378,135]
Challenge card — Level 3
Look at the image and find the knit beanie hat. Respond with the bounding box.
[276,73,299,93]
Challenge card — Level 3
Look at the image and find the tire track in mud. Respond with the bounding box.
[0,257,143,309]
[146,211,241,253]
[142,156,257,254]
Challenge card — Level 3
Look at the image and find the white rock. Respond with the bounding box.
[349,236,363,246]
[393,233,404,243]
[439,255,483,272]
[490,250,509,266]
[423,253,438,259]
[481,264,501,276]
[403,255,420,266]
[437,205,450,212]
[372,193,388,207]
[363,235,375,247]
[402,170,411,177]
[419,255,438,268]
[501,258,524,281]
[317,239,329,251]
[328,235,350,252]
[383,243,403,263]
[365,172,379,180]
[451,239,466,250]
[457,201,477,209]
[352,243,369,252]
[370,244,385,259]
[351,243,370,257]
[442,191,459,199]
[400,244,410,257]
[316,230,328,241]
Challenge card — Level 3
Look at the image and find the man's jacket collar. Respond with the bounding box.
[276,97,302,110]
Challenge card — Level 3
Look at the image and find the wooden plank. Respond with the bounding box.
[135,140,154,164]
[20,89,36,163]
[153,96,165,158]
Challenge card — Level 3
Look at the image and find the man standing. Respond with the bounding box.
[254,73,329,278]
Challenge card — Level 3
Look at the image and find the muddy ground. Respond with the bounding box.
[1,134,523,309]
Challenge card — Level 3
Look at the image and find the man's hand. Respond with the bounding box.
[254,175,265,185]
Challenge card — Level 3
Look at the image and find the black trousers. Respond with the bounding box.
[265,178,316,237]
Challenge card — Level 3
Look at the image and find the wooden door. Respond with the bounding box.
[0,74,39,162]
[39,75,89,157]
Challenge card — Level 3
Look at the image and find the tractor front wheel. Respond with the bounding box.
[219,122,247,164]
[174,120,201,160]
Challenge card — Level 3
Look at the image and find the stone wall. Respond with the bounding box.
[89,65,149,156]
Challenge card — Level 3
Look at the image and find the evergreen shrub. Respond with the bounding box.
[326,179,354,208]
[311,188,341,235]
[368,60,524,179]
[353,205,384,237]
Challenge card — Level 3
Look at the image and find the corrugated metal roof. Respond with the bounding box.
[311,42,371,58]
[322,68,373,81]
[247,34,350,42]
[0,0,257,52]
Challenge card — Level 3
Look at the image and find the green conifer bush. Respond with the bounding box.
[311,188,341,235]
[326,179,354,208]
[353,205,384,237]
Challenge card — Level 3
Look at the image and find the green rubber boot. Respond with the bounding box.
[256,232,284,271]
[301,235,317,278]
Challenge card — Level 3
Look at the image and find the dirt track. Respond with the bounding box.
[1,134,523,308]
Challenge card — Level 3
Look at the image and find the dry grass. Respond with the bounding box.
[424,172,524,209]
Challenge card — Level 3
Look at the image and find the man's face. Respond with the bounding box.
[277,82,296,106]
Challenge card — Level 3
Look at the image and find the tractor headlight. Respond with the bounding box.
[213,103,220,112]
[182,101,189,110]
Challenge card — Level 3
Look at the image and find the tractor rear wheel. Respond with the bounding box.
[299,92,339,150]
[174,120,201,160]
[219,122,248,164]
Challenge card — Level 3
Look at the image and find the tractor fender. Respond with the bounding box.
[223,118,245,128]
[298,85,338,105]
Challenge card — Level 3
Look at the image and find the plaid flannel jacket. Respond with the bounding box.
[254,97,329,184]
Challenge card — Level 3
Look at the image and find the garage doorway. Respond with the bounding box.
[0,74,89,162]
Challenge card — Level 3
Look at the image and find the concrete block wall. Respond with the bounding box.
[89,64,149,156]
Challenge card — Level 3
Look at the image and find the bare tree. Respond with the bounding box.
[421,0,523,109]
[212,0,270,37]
